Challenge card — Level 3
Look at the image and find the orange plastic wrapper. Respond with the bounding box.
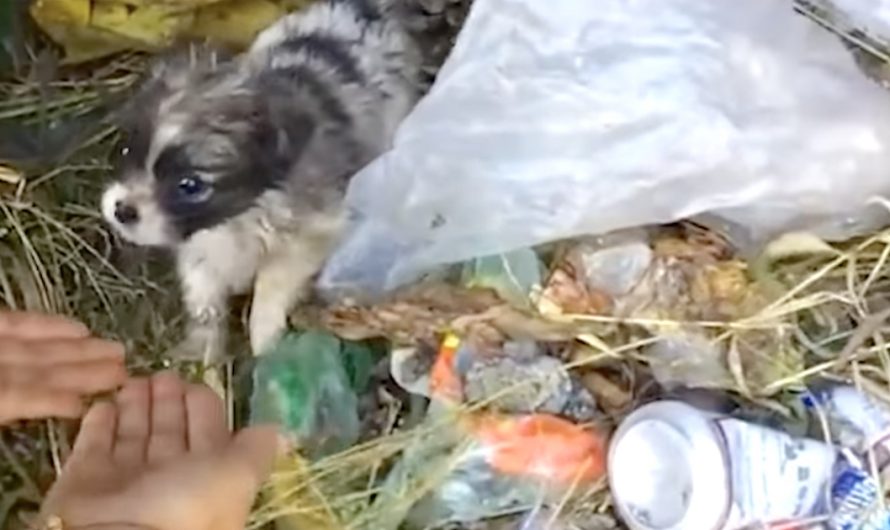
[429,333,463,402]
[472,414,607,485]
[429,334,607,486]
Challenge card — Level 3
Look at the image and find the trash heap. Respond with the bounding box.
[247,222,890,529]
[243,0,890,528]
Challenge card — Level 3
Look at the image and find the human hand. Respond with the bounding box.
[0,311,126,425]
[40,371,279,530]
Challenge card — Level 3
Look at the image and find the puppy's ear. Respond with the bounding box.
[117,42,234,131]
[147,42,233,95]
[256,77,317,166]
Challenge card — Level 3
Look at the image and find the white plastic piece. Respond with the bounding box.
[580,242,653,298]
[320,0,890,298]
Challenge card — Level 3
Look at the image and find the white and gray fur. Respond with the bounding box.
[102,0,423,362]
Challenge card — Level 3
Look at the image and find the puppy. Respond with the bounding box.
[101,0,423,363]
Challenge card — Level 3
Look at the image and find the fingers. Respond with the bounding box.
[185,383,229,454]
[0,384,83,424]
[0,337,125,365]
[0,311,90,340]
[46,359,128,393]
[227,424,280,489]
[0,317,125,424]
[147,372,187,464]
[0,355,125,424]
[70,401,117,460]
[112,377,151,468]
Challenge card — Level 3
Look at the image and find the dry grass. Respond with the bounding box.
[0,52,189,528]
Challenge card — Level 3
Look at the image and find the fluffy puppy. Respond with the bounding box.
[102,0,423,362]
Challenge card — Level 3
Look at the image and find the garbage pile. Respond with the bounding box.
[248,222,890,529]
[241,0,890,528]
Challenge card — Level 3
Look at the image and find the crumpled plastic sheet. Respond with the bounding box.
[319,0,890,299]
[818,0,890,42]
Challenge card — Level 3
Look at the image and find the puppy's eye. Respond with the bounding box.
[111,141,131,165]
[177,176,210,199]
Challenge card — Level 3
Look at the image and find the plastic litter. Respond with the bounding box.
[375,333,609,529]
[538,229,796,394]
[803,385,890,474]
[320,0,890,298]
[827,460,890,530]
[390,345,436,397]
[249,330,374,460]
[645,333,733,391]
[422,333,598,421]
[382,412,608,530]
[576,238,654,300]
[461,248,544,309]
[798,388,890,530]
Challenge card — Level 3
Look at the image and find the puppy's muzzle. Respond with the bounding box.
[114,201,140,225]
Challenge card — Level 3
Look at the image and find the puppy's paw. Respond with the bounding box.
[164,337,208,363]
[249,310,287,356]
[166,325,227,365]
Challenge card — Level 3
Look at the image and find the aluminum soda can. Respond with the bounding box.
[609,400,839,530]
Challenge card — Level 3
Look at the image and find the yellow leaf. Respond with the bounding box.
[30,0,90,27]
[763,231,839,262]
[188,0,285,49]
[92,3,195,49]
[94,0,226,6]
[31,0,133,62]
[31,0,321,63]
[278,0,316,9]
[32,22,133,63]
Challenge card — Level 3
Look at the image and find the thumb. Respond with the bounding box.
[227,424,281,489]
[214,424,282,530]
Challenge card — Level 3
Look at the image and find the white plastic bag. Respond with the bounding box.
[814,0,890,43]
[319,0,890,298]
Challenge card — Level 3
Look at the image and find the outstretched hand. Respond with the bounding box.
[0,311,126,425]
[41,371,279,530]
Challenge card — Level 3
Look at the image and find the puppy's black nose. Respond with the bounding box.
[114,202,139,225]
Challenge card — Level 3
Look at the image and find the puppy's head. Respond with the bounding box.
[102,45,316,247]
